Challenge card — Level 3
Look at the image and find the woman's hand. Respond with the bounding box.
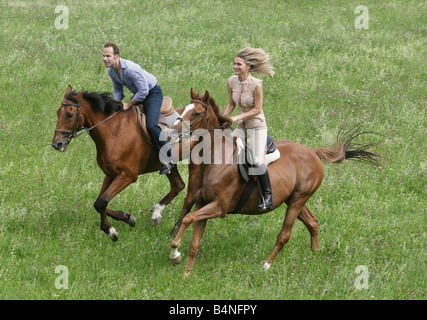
[230,116,239,123]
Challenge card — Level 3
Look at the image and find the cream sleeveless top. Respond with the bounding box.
[228,74,266,129]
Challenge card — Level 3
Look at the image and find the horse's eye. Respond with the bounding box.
[192,112,201,118]
[66,113,74,119]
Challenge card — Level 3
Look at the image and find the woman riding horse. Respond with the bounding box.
[223,47,275,209]
[168,90,380,277]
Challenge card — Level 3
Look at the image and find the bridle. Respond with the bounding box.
[171,99,228,143]
[175,99,211,132]
[54,100,117,143]
[54,101,82,141]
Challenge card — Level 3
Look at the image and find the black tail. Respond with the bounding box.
[315,124,381,166]
[339,123,382,166]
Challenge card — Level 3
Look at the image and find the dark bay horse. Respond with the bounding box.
[51,85,188,241]
[168,89,380,277]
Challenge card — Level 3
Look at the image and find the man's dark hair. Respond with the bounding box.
[104,42,120,56]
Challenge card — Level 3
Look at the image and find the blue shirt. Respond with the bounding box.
[108,58,157,102]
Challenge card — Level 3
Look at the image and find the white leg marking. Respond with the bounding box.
[108,227,118,239]
[152,203,166,221]
[263,262,271,271]
[170,247,181,260]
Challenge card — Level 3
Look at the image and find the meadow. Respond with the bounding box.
[0,0,425,301]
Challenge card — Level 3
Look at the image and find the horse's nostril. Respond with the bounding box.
[52,142,63,150]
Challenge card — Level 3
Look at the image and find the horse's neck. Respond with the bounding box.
[207,131,237,166]
[81,106,119,143]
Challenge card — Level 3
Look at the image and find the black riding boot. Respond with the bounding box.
[159,144,175,175]
[257,168,273,210]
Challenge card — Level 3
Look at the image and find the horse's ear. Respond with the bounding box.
[190,88,197,100]
[65,85,73,97]
[204,90,210,101]
[75,90,84,101]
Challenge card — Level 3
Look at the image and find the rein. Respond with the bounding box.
[55,101,118,143]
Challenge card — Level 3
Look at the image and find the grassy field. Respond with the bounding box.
[0,0,425,301]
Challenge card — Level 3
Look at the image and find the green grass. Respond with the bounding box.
[0,0,425,300]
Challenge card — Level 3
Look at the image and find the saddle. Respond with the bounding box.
[135,96,179,147]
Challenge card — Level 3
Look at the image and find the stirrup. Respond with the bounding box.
[258,195,273,210]
[160,162,174,175]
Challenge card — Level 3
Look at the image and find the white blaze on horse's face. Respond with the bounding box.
[173,103,195,126]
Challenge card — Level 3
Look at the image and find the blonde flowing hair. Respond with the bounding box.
[236,47,275,76]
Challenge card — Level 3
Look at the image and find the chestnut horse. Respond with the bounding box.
[168,89,380,277]
[51,85,188,241]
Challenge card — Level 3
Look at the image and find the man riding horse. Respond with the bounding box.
[102,42,174,175]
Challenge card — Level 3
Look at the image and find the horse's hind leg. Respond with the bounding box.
[151,165,185,226]
[263,198,307,270]
[297,205,319,251]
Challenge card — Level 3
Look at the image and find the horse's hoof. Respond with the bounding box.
[151,216,162,227]
[128,214,136,227]
[108,227,119,242]
[170,255,182,266]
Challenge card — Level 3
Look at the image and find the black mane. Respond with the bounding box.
[66,91,123,115]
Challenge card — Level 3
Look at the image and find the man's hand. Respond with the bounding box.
[122,98,138,111]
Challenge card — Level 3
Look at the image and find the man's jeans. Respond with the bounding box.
[137,85,171,163]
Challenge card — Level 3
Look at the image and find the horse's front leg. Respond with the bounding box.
[170,192,194,237]
[170,201,224,277]
[94,173,134,241]
[96,176,136,227]
[170,163,201,236]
